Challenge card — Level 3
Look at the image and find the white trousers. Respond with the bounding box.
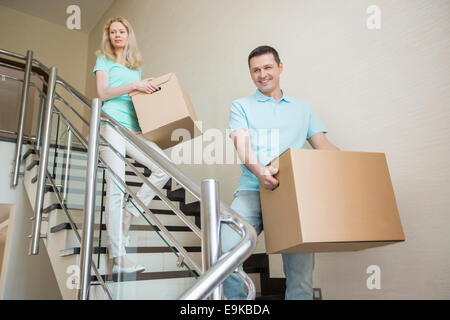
[100,125,171,258]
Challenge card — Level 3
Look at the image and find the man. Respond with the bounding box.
[223,45,339,300]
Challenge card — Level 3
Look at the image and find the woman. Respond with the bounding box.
[93,17,171,274]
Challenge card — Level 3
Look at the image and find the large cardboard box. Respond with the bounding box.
[129,73,202,149]
[259,149,405,254]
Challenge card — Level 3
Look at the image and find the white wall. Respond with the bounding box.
[0,141,61,299]
[83,0,450,299]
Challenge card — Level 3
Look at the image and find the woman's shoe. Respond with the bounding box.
[112,264,146,274]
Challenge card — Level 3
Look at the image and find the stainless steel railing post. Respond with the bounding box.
[12,50,33,187]
[35,93,46,150]
[78,98,102,300]
[179,214,257,300]
[62,127,72,203]
[201,179,223,300]
[30,66,57,255]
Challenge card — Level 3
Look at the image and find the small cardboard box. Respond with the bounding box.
[259,149,405,254]
[129,73,202,149]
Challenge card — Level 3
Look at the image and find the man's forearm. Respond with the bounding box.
[244,161,265,180]
[308,132,340,150]
[238,141,265,179]
[318,143,340,151]
[232,130,265,179]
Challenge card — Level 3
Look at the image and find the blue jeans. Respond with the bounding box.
[221,191,315,300]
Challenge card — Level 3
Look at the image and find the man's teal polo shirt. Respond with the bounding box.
[229,89,328,193]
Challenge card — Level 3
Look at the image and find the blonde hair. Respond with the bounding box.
[96,17,143,70]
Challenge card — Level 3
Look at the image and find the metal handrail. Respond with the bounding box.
[53,101,203,276]
[0,48,26,60]
[44,108,112,299]
[50,87,204,239]
[1,71,202,267]
[0,60,117,299]
[0,48,258,300]
[30,66,56,255]
[32,143,113,300]
[53,102,203,277]
[12,50,32,187]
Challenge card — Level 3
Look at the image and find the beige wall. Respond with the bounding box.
[0,4,88,94]
[0,4,91,138]
[0,5,88,299]
[84,0,450,299]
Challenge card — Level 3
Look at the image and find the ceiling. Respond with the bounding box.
[0,0,115,33]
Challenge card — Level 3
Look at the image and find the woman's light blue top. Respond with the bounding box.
[93,55,141,131]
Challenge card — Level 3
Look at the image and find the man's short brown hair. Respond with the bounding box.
[248,46,281,67]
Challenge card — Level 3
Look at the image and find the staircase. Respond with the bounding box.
[22,141,198,299]
[21,141,287,299]
[0,47,317,300]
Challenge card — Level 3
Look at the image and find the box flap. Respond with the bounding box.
[152,72,174,86]
[129,72,174,97]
